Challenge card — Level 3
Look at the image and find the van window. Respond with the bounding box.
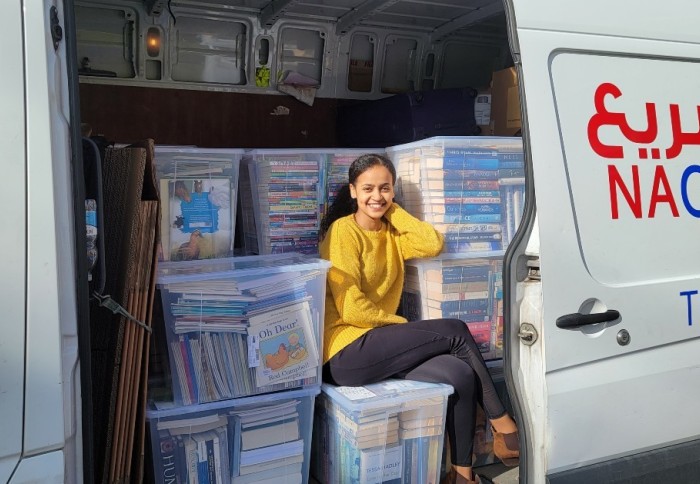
[279,27,325,84]
[381,36,418,93]
[348,33,375,92]
[75,5,136,78]
[171,17,247,85]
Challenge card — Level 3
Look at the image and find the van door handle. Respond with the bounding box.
[556,310,620,329]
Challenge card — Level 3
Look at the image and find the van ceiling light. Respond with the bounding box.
[146,27,161,57]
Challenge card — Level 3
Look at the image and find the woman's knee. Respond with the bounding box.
[424,318,468,336]
[405,354,476,397]
[443,361,477,397]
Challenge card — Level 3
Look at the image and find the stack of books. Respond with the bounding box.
[389,138,518,254]
[148,386,319,484]
[497,145,525,247]
[399,396,446,484]
[245,150,325,255]
[155,147,243,262]
[156,254,330,405]
[387,137,524,254]
[387,137,525,360]
[312,379,453,484]
[401,256,502,360]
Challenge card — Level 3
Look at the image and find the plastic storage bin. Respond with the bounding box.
[386,136,524,254]
[401,255,504,361]
[147,386,319,484]
[157,254,330,405]
[155,146,243,262]
[244,149,327,256]
[312,379,453,484]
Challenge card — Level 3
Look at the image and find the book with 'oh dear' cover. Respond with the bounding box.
[247,301,319,388]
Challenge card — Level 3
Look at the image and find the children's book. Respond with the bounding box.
[160,177,234,261]
[247,301,319,387]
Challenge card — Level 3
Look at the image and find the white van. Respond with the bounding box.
[3,0,700,483]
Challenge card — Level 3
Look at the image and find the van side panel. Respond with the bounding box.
[513,0,700,45]
[0,0,27,482]
[511,0,700,479]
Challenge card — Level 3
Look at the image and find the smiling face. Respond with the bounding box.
[349,164,395,231]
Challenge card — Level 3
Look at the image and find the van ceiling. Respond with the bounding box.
[148,0,507,45]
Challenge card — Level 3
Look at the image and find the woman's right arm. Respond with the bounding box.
[323,223,406,328]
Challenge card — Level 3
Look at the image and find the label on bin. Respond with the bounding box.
[248,335,260,368]
[336,386,377,401]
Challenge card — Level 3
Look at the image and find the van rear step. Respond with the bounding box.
[477,463,519,484]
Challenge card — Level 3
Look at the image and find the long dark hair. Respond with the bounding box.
[320,153,397,239]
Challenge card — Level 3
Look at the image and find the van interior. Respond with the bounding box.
[71,1,520,483]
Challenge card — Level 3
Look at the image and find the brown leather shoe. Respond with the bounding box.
[492,427,520,466]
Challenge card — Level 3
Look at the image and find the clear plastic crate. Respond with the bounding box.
[157,254,330,405]
[312,380,453,484]
[386,137,523,254]
[155,146,243,262]
[244,149,327,256]
[401,254,504,361]
[147,386,319,484]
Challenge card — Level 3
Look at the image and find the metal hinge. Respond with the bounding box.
[50,6,63,51]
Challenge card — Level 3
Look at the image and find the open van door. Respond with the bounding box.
[505,0,700,482]
[1,1,88,482]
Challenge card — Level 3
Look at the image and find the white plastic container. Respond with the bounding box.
[312,379,453,484]
[157,254,330,405]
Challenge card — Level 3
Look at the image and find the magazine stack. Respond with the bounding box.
[311,379,453,484]
[155,147,243,262]
[146,253,330,484]
[156,253,329,405]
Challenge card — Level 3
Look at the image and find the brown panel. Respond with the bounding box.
[79,84,339,148]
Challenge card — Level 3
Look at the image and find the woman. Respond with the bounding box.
[319,153,519,484]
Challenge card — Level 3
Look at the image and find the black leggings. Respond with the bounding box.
[322,318,506,466]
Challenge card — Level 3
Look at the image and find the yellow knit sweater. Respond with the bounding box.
[319,204,444,363]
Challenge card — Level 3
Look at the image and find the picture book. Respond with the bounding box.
[160,176,234,261]
[247,301,319,387]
